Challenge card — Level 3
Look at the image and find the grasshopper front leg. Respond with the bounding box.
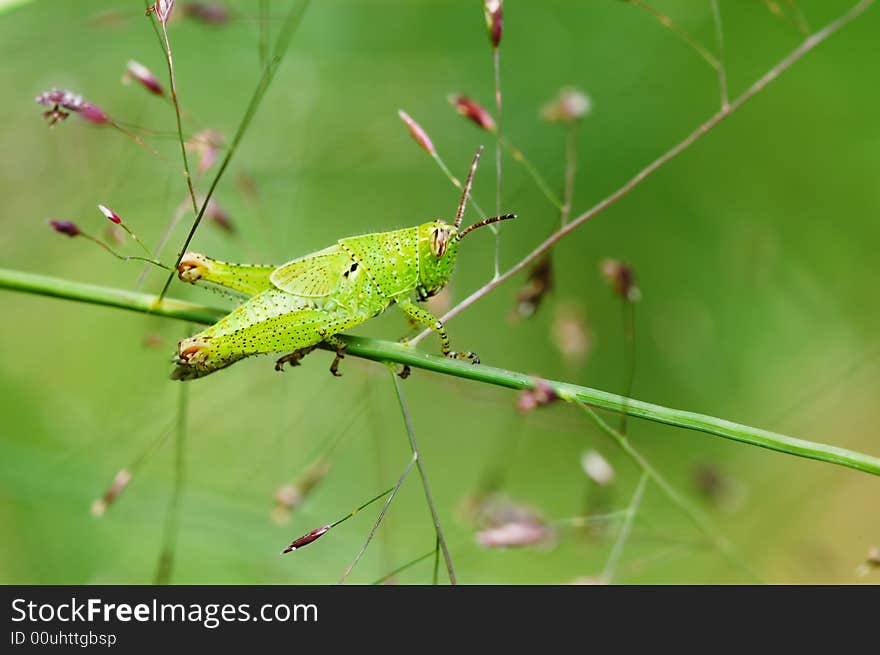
[395,298,480,364]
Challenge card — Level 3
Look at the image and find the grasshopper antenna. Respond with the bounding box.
[456,213,516,240]
[454,146,484,229]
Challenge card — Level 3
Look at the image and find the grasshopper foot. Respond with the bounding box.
[397,364,412,379]
[447,351,480,365]
[275,345,318,372]
[329,347,346,377]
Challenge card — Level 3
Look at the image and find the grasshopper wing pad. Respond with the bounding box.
[270,245,353,298]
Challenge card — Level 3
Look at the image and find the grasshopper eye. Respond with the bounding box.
[430,227,450,258]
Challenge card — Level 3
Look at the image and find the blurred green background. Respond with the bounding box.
[0,0,878,584]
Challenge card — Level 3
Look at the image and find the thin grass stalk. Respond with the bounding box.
[390,372,456,584]
[2,268,879,478]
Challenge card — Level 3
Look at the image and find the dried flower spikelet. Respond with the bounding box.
[471,492,554,549]
[541,87,592,125]
[516,378,558,414]
[477,521,552,549]
[449,94,496,132]
[551,303,591,363]
[693,463,746,513]
[98,204,122,224]
[183,2,230,24]
[91,468,133,517]
[204,198,234,233]
[483,0,503,49]
[281,525,331,554]
[510,255,553,321]
[188,129,224,174]
[205,200,233,232]
[49,220,81,238]
[123,60,165,96]
[398,110,436,156]
[235,169,260,203]
[271,458,332,525]
[581,450,615,487]
[147,0,175,25]
[271,484,302,525]
[36,88,109,126]
[599,258,641,302]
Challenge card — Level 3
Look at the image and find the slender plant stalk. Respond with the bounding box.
[156,0,312,301]
[629,0,721,70]
[491,46,503,279]
[411,0,877,345]
[339,454,416,584]
[560,123,578,227]
[710,0,729,109]
[602,473,647,582]
[154,380,188,584]
[155,18,200,220]
[619,300,637,435]
[500,135,564,210]
[432,535,440,586]
[2,268,880,478]
[390,372,456,584]
[372,549,435,585]
[259,0,270,70]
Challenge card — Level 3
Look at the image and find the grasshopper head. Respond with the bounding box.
[416,212,516,297]
[417,220,461,297]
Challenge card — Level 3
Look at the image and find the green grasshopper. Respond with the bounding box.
[171,147,515,380]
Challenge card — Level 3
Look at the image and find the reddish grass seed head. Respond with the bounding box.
[188,129,224,174]
[449,94,496,132]
[48,220,81,237]
[599,258,642,302]
[36,88,109,126]
[516,378,558,414]
[281,525,331,554]
[484,0,503,49]
[97,204,122,224]
[398,110,436,156]
[91,468,133,517]
[511,254,553,321]
[123,60,165,96]
[147,0,175,25]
